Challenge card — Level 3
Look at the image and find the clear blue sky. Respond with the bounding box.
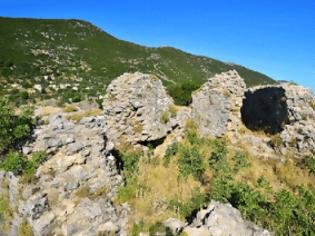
[1,0,315,91]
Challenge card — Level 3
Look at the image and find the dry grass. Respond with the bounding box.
[185,119,197,130]
[168,105,178,117]
[66,108,102,122]
[133,120,144,134]
[63,104,78,113]
[37,106,62,117]
[18,219,33,236]
[160,111,170,124]
[129,158,202,225]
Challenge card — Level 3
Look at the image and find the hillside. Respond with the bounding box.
[0,17,275,105]
[0,72,314,236]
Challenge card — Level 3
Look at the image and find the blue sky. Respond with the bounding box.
[1,0,315,91]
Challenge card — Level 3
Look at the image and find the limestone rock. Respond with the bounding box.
[178,201,272,236]
[5,113,128,236]
[163,218,186,235]
[191,70,246,137]
[279,82,315,156]
[103,72,179,147]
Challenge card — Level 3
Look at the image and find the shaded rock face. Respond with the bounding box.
[103,72,181,148]
[241,87,288,134]
[191,70,246,137]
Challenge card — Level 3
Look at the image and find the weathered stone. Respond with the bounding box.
[191,70,246,137]
[103,72,179,147]
[163,218,185,235]
[7,113,128,236]
[182,201,271,236]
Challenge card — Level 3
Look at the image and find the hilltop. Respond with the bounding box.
[0,17,275,105]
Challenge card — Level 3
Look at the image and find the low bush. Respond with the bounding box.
[168,187,207,221]
[149,222,173,236]
[163,142,178,167]
[0,151,45,176]
[232,152,250,173]
[0,98,35,154]
[210,171,315,235]
[177,146,205,181]
[167,80,200,106]
[303,156,315,174]
[116,151,142,203]
[208,139,229,174]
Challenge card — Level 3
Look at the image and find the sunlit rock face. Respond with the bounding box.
[191,70,246,137]
[241,87,289,134]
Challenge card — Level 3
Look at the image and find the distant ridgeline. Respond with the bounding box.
[0,17,276,105]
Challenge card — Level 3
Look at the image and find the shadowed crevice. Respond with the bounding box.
[241,87,289,134]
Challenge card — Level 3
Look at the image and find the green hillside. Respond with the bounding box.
[0,17,276,105]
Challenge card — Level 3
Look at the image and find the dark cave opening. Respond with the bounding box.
[241,87,289,134]
[137,136,166,148]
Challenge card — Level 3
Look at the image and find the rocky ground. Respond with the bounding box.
[1,113,129,236]
[0,70,314,235]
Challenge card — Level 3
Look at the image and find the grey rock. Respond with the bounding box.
[67,142,84,154]
[163,218,185,235]
[191,70,246,137]
[183,201,271,236]
[103,72,179,147]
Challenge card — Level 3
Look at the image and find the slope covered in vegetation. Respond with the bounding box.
[117,125,315,235]
[0,17,275,105]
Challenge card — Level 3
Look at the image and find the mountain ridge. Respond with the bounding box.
[0,17,276,105]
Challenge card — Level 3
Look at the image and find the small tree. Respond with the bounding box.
[0,98,35,154]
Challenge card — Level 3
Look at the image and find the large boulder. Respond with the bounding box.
[165,201,271,236]
[103,72,179,147]
[191,70,246,137]
[279,82,315,156]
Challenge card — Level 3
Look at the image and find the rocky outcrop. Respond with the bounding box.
[279,82,315,156]
[191,70,246,137]
[2,114,128,236]
[164,201,271,236]
[103,72,181,148]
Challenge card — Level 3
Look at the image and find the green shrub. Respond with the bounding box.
[0,151,27,175]
[256,176,272,192]
[168,187,206,221]
[116,151,142,203]
[186,130,201,145]
[210,172,315,235]
[168,80,200,106]
[0,151,45,176]
[232,152,250,173]
[177,146,205,181]
[208,139,229,174]
[131,221,147,236]
[149,222,173,236]
[122,151,142,178]
[95,98,103,109]
[163,142,178,167]
[0,98,35,154]
[304,156,315,174]
[116,180,138,203]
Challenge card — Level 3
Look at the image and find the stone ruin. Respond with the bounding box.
[103,70,315,159]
